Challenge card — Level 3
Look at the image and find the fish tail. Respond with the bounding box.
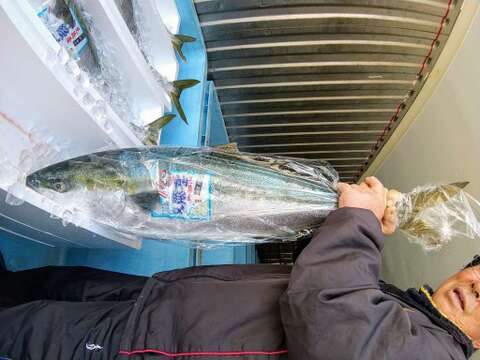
[144,114,176,145]
[173,79,201,92]
[171,80,200,123]
[450,181,469,189]
[172,34,196,63]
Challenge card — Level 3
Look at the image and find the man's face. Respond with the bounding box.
[433,265,480,348]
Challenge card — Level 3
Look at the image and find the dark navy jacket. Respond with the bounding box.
[118,208,471,359]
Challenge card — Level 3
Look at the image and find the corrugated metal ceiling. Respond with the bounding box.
[194,0,462,182]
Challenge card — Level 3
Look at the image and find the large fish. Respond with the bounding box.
[26,147,339,246]
[26,146,479,249]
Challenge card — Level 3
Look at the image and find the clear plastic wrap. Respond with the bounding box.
[24,146,480,249]
[128,0,176,86]
[70,0,139,128]
[390,183,480,251]
[0,112,70,206]
[115,0,199,127]
[74,0,194,141]
[30,0,144,135]
[26,146,338,247]
[32,0,98,72]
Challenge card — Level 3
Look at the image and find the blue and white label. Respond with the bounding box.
[147,163,212,221]
[37,1,89,60]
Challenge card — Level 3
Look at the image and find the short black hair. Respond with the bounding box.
[464,255,480,269]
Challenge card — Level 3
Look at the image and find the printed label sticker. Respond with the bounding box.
[38,2,88,60]
[147,162,212,221]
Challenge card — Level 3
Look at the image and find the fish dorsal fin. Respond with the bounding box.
[214,143,240,153]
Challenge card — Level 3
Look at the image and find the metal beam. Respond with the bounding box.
[225,113,395,127]
[209,53,423,71]
[199,8,442,31]
[223,109,395,119]
[222,101,400,115]
[207,35,431,56]
[268,150,371,158]
[234,133,379,146]
[195,1,450,17]
[219,89,409,104]
[239,142,376,153]
[227,123,387,136]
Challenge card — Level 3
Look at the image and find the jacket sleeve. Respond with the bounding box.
[279,207,462,360]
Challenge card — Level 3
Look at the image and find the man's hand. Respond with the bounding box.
[337,176,397,235]
[382,201,397,235]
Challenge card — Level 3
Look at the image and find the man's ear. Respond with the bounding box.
[473,339,480,349]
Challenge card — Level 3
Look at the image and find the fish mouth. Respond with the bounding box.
[26,173,41,189]
[453,288,465,312]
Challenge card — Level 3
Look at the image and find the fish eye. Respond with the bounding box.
[52,180,67,193]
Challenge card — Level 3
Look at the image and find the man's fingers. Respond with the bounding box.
[384,205,396,221]
[365,176,384,193]
[359,183,369,191]
[365,176,387,207]
[337,182,350,193]
[382,206,397,235]
[387,189,402,205]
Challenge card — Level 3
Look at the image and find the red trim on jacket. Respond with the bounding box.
[119,348,288,357]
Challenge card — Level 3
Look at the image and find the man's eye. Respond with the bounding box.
[471,284,480,298]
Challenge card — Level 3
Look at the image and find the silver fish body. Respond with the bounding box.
[27,147,339,247]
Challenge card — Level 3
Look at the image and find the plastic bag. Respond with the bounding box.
[0,128,69,206]
[25,146,480,249]
[391,183,480,251]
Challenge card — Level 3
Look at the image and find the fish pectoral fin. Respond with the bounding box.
[172,34,196,63]
[129,192,160,211]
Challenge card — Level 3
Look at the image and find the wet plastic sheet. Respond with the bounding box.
[0,121,69,207]
[392,183,480,251]
[23,147,480,250]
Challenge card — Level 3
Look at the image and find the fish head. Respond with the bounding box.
[26,152,131,195]
[26,162,78,194]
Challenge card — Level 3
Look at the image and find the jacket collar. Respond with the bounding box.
[380,282,474,358]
